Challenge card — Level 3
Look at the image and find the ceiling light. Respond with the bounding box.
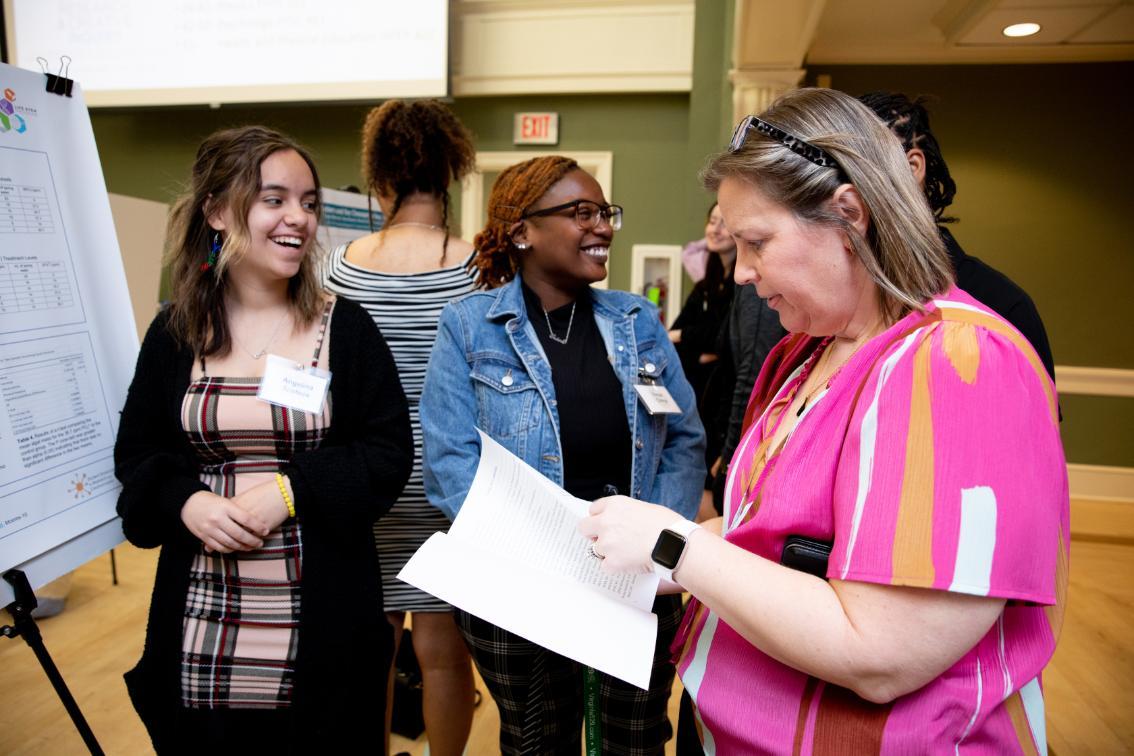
[1002,22,1041,38]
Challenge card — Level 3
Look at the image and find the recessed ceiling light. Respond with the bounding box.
[1003,22,1041,38]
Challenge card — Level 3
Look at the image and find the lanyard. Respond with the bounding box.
[584,666,602,755]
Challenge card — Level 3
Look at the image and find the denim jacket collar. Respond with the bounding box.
[484,274,643,325]
[420,270,705,520]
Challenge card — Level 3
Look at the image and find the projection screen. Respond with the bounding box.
[6,0,448,106]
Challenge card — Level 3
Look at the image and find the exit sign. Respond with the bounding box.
[513,112,559,145]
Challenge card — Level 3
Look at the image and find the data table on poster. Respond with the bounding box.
[0,344,102,455]
[0,183,54,234]
[0,260,74,313]
[0,147,86,332]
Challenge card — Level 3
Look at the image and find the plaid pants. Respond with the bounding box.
[457,594,682,756]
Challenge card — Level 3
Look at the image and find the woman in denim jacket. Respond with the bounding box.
[420,156,704,755]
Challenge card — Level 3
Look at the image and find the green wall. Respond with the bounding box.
[91,90,711,303]
[86,12,1129,467]
[807,62,1134,467]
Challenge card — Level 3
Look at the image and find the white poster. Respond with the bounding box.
[0,63,138,603]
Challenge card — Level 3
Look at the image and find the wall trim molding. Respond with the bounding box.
[451,1,694,97]
[1070,495,1134,543]
[1068,464,1134,503]
[1055,365,1134,398]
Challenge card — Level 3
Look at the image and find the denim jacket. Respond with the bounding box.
[421,274,705,521]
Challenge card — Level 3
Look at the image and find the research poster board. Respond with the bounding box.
[0,63,138,604]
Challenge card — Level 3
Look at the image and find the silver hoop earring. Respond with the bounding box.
[514,242,530,250]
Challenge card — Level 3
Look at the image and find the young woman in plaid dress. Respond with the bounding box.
[114,126,412,754]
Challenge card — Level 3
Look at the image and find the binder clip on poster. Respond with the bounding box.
[37,55,74,97]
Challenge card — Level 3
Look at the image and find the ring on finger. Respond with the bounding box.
[586,541,604,560]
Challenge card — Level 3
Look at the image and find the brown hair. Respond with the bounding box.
[164,125,325,358]
[360,99,476,239]
[703,87,952,323]
[702,201,731,306]
[470,156,579,289]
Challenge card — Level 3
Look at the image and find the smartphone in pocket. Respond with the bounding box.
[780,536,833,579]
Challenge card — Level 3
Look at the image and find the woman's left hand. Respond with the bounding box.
[578,495,681,574]
[230,479,291,534]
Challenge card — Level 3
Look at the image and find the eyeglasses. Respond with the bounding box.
[729,114,845,177]
[521,199,624,232]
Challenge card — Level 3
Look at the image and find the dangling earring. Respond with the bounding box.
[513,241,530,250]
[201,231,221,271]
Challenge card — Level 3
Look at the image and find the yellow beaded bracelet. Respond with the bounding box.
[275,472,296,519]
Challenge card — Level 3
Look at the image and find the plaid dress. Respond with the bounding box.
[179,303,333,709]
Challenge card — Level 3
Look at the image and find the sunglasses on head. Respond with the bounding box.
[730,115,847,180]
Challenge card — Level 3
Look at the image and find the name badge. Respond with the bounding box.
[634,383,682,415]
[258,354,330,414]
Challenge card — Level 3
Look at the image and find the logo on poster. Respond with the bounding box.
[70,473,92,499]
[0,87,30,135]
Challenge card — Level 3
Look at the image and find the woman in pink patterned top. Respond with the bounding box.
[581,88,1068,754]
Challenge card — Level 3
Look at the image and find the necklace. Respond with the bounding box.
[386,221,443,232]
[794,336,861,417]
[543,302,576,345]
[232,308,290,360]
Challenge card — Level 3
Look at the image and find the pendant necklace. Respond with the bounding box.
[233,309,290,360]
[795,328,877,416]
[543,302,576,345]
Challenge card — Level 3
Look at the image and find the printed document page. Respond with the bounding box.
[399,431,661,689]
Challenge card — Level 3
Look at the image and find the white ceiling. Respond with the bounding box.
[805,0,1134,64]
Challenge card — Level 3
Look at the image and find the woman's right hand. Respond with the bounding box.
[180,491,266,553]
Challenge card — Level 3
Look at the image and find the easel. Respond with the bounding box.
[1,569,105,755]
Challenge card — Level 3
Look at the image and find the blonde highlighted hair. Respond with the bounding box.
[164,126,325,358]
[703,87,952,323]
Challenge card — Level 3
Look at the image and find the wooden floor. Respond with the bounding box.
[1,528,1131,754]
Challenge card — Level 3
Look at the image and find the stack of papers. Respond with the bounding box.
[398,431,660,689]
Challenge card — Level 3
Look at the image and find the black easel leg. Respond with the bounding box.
[109,549,118,586]
[1,570,105,756]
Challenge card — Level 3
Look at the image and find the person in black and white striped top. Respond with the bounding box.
[323,99,477,756]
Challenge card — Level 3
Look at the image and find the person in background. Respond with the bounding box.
[680,228,735,283]
[707,286,789,505]
[581,88,1068,754]
[114,125,412,753]
[669,203,736,403]
[420,155,705,755]
[323,98,478,756]
[860,91,1056,381]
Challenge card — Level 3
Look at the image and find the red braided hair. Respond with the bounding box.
[470,155,578,289]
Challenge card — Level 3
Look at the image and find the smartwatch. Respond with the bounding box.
[650,519,701,581]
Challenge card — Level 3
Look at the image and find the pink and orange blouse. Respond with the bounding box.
[675,289,1069,755]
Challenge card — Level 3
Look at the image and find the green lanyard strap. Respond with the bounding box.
[584,666,602,756]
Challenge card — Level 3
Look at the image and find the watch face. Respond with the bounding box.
[651,530,686,570]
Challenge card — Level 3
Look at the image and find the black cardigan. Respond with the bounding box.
[115,298,412,754]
